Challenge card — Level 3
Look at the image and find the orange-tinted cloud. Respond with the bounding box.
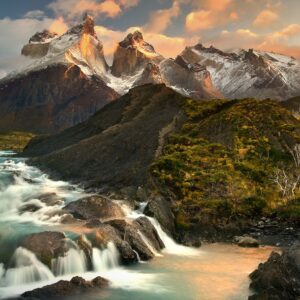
[185,10,216,32]
[253,9,279,27]
[49,17,68,34]
[230,11,239,20]
[201,0,232,11]
[208,25,300,58]
[48,0,139,20]
[143,1,180,33]
[119,0,139,9]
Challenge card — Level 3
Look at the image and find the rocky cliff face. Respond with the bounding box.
[111,31,163,77]
[0,15,118,133]
[0,64,117,133]
[181,44,300,100]
[109,31,221,99]
[21,30,58,59]
[160,55,222,99]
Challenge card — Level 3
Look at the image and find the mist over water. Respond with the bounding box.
[0,151,275,300]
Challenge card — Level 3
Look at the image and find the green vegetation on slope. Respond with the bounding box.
[151,99,300,230]
[0,132,35,152]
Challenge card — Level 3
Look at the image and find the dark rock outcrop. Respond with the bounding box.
[0,64,118,134]
[133,63,163,87]
[0,15,117,134]
[160,56,222,99]
[144,195,175,236]
[20,232,67,267]
[249,243,300,299]
[111,31,163,77]
[63,195,125,221]
[20,276,109,299]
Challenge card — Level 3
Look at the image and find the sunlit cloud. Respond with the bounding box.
[48,0,139,21]
[143,1,180,34]
[253,9,279,27]
[49,17,69,35]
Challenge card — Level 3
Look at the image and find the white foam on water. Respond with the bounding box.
[0,158,88,225]
[0,247,54,287]
[126,202,200,256]
[92,242,119,272]
[51,248,88,276]
[148,217,200,256]
[137,230,162,257]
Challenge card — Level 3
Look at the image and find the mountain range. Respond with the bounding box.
[0,15,300,133]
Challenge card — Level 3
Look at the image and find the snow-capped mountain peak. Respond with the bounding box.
[181,44,300,100]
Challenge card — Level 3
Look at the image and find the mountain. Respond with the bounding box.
[181,44,300,100]
[24,84,300,241]
[109,31,222,99]
[0,15,118,133]
[111,31,164,77]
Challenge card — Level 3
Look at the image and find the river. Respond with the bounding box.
[0,151,275,300]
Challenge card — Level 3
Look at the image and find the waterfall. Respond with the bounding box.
[51,248,88,276]
[147,217,199,256]
[92,242,119,272]
[137,231,162,257]
[0,247,54,287]
[0,264,4,280]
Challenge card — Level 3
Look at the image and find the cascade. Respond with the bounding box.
[92,242,119,272]
[0,247,54,287]
[51,248,88,276]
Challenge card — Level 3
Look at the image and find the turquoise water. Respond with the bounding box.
[0,151,274,300]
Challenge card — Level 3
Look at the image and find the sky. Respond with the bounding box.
[0,0,300,77]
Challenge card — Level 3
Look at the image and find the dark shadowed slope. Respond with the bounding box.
[24,84,187,188]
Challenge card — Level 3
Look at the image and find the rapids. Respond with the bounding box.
[0,151,276,300]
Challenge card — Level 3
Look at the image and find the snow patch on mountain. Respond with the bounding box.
[182,45,300,100]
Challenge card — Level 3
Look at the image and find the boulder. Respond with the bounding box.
[20,231,67,267]
[88,223,137,264]
[107,217,164,260]
[133,217,164,251]
[63,196,125,221]
[249,243,300,299]
[20,276,109,299]
[144,195,175,236]
[237,236,259,248]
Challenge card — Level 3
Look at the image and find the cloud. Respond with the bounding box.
[201,0,232,11]
[48,0,139,20]
[253,9,279,27]
[49,17,69,35]
[0,17,55,76]
[143,1,180,33]
[207,25,300,59]
[230,11,239,20]
[273,24,300,39]
[185,10,217,32]
[119,0,139,9]
[23,10,46,20]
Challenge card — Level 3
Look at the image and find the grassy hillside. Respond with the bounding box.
[0,132,35,152]
[151,98,300,230]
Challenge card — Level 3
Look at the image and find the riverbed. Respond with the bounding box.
[0,151,276,300]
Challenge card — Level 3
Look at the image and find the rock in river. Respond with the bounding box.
[19,276,109,299]
[63,195,125,221]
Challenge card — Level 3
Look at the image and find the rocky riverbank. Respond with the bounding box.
[249,242,300,299]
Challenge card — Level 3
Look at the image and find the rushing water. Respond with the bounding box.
[0,151,276,300]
